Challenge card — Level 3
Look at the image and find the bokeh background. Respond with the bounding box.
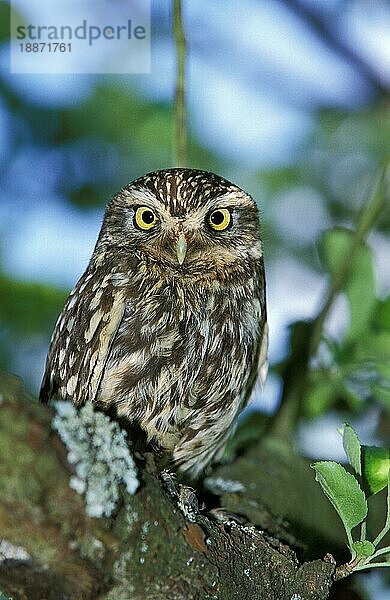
[1,1,389,596]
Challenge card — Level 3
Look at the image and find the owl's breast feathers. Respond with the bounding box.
[40,258,267,459]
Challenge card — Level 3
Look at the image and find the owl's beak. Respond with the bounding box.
[176,233,187,265]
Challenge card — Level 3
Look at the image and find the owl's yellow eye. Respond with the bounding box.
[208,208,231,231]
[134,207,159,231]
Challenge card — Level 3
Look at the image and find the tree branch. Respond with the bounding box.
[0,371,338,599]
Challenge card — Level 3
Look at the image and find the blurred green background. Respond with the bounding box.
[1,1,390,596]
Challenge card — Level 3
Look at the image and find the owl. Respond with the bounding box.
[40,169,268,478]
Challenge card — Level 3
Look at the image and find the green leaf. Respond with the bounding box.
[352,540,375,558]
[353,331,390,363]
[375,296,390,330]
[318,228,376,342]
[312,461,367,544]
[362,446,390,496]
[342,424,362,476]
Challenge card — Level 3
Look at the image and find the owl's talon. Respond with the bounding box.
[160,470,178,496]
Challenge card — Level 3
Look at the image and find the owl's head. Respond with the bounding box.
[99,169,262,283]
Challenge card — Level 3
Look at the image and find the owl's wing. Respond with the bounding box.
[243,257,268,406]
[39,269,126,407]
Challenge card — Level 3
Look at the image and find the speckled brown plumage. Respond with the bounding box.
[40,168,268,477]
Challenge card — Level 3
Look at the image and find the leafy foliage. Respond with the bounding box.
[318,228,376,342]
[304,225,390,417]
[313,424,390,574]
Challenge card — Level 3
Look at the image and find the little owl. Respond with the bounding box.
[40,168,268,478]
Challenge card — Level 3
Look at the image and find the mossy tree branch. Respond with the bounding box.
[0,372,341,600]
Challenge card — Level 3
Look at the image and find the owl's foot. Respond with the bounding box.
[160,469,178,496]
[161,470,201,522]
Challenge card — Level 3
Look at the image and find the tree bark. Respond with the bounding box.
[0,372,342,599]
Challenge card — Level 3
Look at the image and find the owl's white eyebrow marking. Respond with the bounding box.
[209,190,253,209]
[124,187,173,219]
[126,188,157,204]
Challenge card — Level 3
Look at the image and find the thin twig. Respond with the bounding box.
[173,0,188,167]
[369,546,390,560]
